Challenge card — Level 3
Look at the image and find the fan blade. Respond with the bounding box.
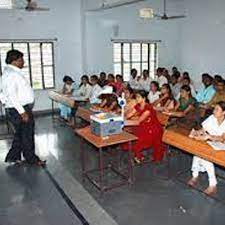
[166,15,186,19]
[32,7,50,11]
[88,0,146,12]
[153,13,163,18]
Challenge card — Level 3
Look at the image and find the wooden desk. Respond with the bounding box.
[75,126,137,194]
[48,90,75,108]
[76,107,92,123]
[76,106,169,126]
[162,126,225,168]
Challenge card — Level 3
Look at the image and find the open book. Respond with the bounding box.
[207,141,225,151]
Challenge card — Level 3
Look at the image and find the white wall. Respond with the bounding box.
[180,0,225,89]
[84,0,183,75]
[0,0,83,111]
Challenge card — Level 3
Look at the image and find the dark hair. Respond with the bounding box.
[79,75,89,87]
[183,72,189,78]
[214,75,223,82]
[216,79,225,86]
[162,83,172,95]
[171,74,178,80]
[183,76,191,83]
[91,75,99,82]
[150,81,159,90]
[143,69,149,75]
[202,73,213,81]
[131,68,137,74]
[100,72,106,77]
[157,67,163,73]
[5,50,23,64]
[136,90,149,103]
[172,66,177,70]
[63,75,74,83]
[181,84,191,95]
[116,74,123,82]
[174,71,181,79]
[217,101,225,111]
[108,73,115,79]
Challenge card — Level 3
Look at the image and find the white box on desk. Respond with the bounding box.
[90,113,124,137]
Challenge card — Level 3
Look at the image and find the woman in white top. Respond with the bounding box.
[148,81,160,104]
[89,75,102,104]
[73,75,92,101]
[155,67,168,88]
[188,101,225,195]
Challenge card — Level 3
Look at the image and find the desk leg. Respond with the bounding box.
[51,100,54,120]
[81,138,86,182]
[99,147,104,195]
[128,141,134,185]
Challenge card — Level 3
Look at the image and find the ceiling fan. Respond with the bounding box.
[153,0,186,20]
[87,0,146,12]
[14,0,50,12]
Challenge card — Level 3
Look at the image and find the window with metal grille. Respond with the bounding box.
[0,0,12,9]
[0,41,55,90]
[113,41,158,81]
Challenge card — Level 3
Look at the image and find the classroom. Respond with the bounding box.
[0,1,225,225]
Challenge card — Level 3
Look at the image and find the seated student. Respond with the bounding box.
[59,76,75,121]
[139,69,151,92]
[166,85,197,116]
[73,75,92,101]
[114,74,124,96]
[97,93,119,112]
[176,77,196,100]
[155,67,168,88]
[124,86,136,116]
[129,68,140,90]
[201,79,225,111]
[162,68,171,83]
[196,73,216,104]
[153,84,175,112]
[123,90,165,163]
[107,73,116,87]
[213,74,223,86]
[89,75,102,104]
[170,74,181,100]
[171,66,178,76]
[148,81,161,104]
[182,77,196,97]
[98,72,108,87]
[183,72,196,89]
[188,101,225,195]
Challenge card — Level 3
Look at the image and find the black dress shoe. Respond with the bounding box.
[35,160,47,167]
[5,159,23,165]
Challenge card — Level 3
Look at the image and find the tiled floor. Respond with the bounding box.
[1,116,225,225]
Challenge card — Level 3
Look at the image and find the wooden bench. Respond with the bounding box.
[162,126,225,168]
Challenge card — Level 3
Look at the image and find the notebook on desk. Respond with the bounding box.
[207,141,225,151]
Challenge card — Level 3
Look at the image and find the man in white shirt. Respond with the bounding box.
[129,69,140,90]
[139,69,151,92]
[155,67,168,88]
[2,50,45,166]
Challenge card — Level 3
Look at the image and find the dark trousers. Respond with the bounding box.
[5,104,40,164]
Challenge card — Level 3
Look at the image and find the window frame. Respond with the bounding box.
[0,40,56,90]
[0,0,13,9]
[113,40,159,81]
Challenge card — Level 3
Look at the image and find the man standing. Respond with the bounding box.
[2,50,45,166]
